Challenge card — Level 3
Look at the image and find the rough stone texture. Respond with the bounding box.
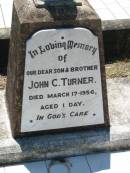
[0,78,130,166]
[6,0,109,137]
[0,29,10,40]
[102,19,130,31]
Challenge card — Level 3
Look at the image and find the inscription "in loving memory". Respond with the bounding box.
[21,28,104,132]
[28,40,97,58]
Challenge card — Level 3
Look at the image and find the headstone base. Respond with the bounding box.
[0,78,130,166]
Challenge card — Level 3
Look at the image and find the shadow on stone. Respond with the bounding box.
[103,29,130,63]
[14,126,110,166]
[87,152,110,172]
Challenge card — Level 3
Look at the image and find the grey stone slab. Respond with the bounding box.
[102,19,130,31]
[85,153,110,172]
[46,156,91,173]
[0,78,130,165]
[86,150,130,173]
[5,161,47,173]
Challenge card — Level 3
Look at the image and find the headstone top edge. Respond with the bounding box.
[33,0,83,8]
[14,0,100,24]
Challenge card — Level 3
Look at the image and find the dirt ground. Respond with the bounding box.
[0,60,130,89]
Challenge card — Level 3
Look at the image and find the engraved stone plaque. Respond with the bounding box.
[21,27,105,132]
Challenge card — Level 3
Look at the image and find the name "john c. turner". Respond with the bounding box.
[28,77,94,89]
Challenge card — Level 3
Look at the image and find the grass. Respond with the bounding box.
[0,74,6,89]
[105,60,130,79]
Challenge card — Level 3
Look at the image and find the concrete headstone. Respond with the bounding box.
[6,0,109,137]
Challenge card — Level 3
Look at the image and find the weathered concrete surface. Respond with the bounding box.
[0,77,130,166]
[102,19,130,31]
[0,29,10,39]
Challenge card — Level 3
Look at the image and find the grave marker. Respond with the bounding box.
[6,0,109,137]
